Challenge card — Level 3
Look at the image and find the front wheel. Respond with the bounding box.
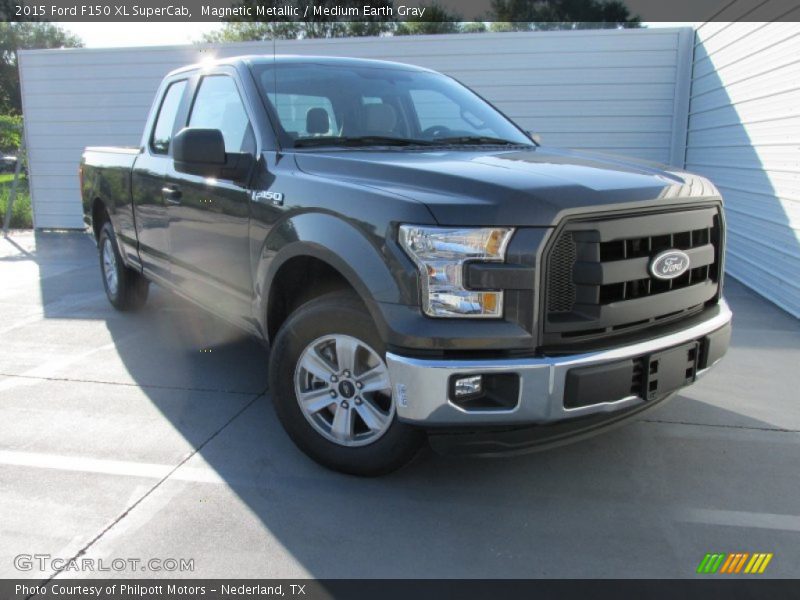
[268,291,424,476]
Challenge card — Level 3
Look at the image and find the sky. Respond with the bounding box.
[62,22,223,48]
[61,22,695,49]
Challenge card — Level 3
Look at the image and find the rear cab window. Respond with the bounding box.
[268,93,338,138]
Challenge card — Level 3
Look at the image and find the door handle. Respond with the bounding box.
[162,186,182,205]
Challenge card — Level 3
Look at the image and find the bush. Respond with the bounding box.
[0,114,22,153]
[0,174,32,229]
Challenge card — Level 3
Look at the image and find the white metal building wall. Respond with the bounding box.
[19,27,693,229]
[686,18,800,317]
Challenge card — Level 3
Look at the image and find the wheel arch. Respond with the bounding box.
[255,212,408,345]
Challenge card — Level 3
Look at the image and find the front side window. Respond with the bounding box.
[150,80,187,155]
[189,75,255,153]
[253,63,532,149]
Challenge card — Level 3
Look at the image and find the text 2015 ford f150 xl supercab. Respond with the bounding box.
[81,56,732,475]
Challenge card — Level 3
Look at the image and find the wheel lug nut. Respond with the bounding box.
[330,375,338,383]
[356,381,363,389]
[343,370,351,377]
[341,401,349,408]
[330,391,337,398]
[355,398,362,405]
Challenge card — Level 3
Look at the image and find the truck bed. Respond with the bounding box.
[84,146,141,155]
[80,146,141,256]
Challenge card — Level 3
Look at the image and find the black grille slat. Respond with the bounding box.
[543,207,723,346]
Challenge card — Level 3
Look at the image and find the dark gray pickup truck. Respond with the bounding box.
[81,55,732,475]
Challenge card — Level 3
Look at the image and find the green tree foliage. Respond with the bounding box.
[460,22,489,34]
[394,2,489,36]
[0,0,18,20]
[200,21,398,42]
[0,175,32,229]
[0,113,22,152]
[197,0,641,43]
[395,4,461,35]
[199,1,488,41]
[200,0,395,41]
[200,22,302,42]
[0,22,83,114]
[490,0,641,30]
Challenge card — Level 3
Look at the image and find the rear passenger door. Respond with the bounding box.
[164,69,256,321]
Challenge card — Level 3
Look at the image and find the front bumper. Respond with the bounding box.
[386,299,732,427]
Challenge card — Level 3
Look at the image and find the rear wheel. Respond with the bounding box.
[269,291,424,476]
[98,222,149,311]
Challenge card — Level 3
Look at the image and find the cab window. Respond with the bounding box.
[150,80,187,155]
[267,93,338,138]
[189,75,256,154]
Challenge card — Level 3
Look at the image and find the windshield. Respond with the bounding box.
[252,62,533,149]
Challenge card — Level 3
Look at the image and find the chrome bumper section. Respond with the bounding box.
[386,299,732,426]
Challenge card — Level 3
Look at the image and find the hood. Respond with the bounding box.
[293,146,719,226]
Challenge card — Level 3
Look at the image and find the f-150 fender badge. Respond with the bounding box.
[650,249,691,280]
[251,191,284,206]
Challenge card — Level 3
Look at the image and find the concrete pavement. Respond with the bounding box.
[1,231,798,579]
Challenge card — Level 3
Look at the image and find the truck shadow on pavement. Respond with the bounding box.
[11,230,799,578]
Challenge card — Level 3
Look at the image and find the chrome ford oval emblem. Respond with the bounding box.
[650,249,691,280]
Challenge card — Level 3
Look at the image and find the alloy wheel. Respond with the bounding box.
[294,334,394,447]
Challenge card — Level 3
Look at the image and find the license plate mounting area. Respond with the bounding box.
[644,341,699,401]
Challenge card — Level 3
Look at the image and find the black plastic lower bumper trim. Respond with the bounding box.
[427,392,674,457]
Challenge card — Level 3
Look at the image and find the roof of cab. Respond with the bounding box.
[165,54,434,78]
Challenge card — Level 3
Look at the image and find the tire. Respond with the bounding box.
[268,291,425,476]
[98,221,149,311]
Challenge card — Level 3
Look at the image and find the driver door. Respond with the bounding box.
[164,70,256,322]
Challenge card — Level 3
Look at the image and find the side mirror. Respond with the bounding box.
[526,131,542,145]
[172,128,252,181]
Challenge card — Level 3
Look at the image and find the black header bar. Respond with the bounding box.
[1,579,798,600]
[2,0,800,22]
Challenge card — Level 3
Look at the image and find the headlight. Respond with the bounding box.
[399,225,514,318]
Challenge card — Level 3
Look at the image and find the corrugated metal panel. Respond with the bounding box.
[19,28,692,229]
[686,15,800,318]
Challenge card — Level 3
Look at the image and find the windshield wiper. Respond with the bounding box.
[432,135,526,146]
[294,136,435,148]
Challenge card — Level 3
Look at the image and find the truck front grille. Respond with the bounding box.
[542,206,723,347]
[547,232,577,313]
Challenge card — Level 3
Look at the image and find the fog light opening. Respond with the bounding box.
[448,373,520,411]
